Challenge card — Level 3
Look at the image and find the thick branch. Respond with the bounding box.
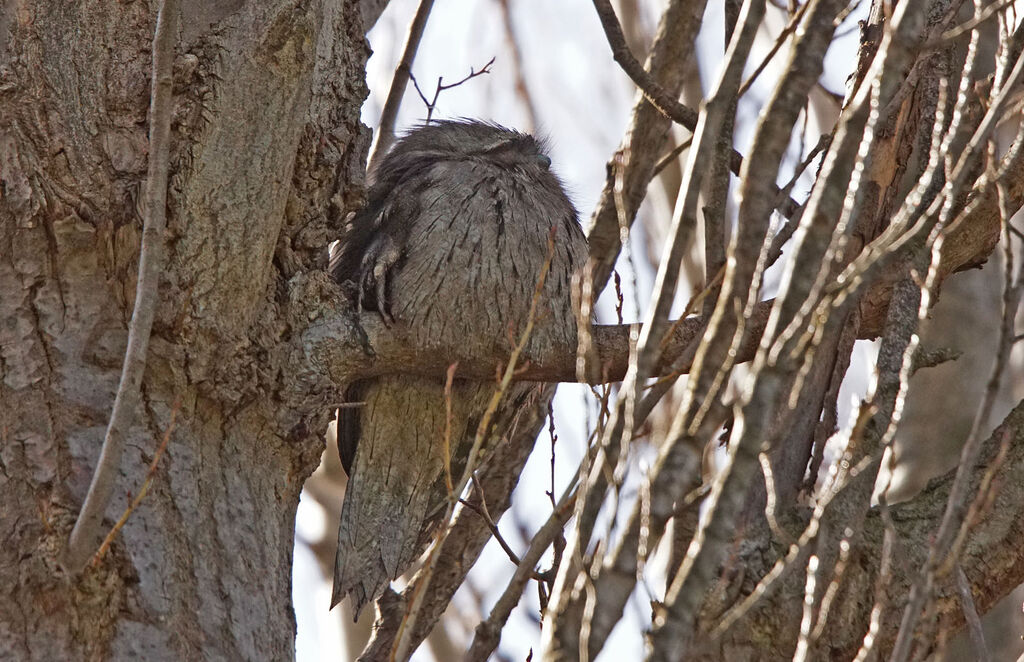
[703,399,1024,660]
[305,193,999,388]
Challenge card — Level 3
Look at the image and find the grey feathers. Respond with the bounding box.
[329,120,587,616]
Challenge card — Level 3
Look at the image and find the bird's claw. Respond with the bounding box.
[357,236,400,326]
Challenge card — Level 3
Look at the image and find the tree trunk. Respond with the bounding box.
[0,2,369,658]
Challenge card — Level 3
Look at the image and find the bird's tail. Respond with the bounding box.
[331,376,492,616]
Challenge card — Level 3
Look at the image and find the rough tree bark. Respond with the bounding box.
[0,2,368,658]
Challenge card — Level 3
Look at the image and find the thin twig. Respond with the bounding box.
[463,494,557,585]
[91,400,180,567]
[457,498,548,582]
[850,525,894,662]
[651,137,693,178]
[590,0,803,219]
[890,96,1024,657]
[737,1,810,98]
[766,133,832,265]
[792,548,823,662]
[496,0,539,132]
[547,402,558,511]
[328,401,367,409]
[367,0,435,169]
[938,428,1013,577]
[546,405,566,594]
[442,362,458,498]
[612,149,640,325]
[409,57,495,124]
[833,0,863,30]
[464,487,579,661]
[759,452,794,546]
[954,564,991,662]
[805,523,856,649]
[930,0,1016,46]
[65,0,180,570]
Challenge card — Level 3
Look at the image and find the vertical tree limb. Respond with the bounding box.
[367,0,435,170]
[65,0,180,569]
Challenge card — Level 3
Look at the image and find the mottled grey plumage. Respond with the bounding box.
[329,120,587,615]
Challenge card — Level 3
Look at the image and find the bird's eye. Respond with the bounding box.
[536,154,552,170]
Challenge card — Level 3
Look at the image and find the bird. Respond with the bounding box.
[328,119,588,616]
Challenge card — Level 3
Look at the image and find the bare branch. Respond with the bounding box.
[496,0,540,132]
[651,136,693,178]
[954,565,991,662]
[891,50,1024,657]
[705,400,1024,658]
[65,0,180,570]
[367,0,435,169]
[409,57,495,124]
[90,400,179,567]
[648,3,939,657]
[464,488,578,661]
[590,0,696,127]
[590,0,803,222]
[457,498,544,581]
[931,0,1016,46]
[585,0,705,290]
[737,1,810,98]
